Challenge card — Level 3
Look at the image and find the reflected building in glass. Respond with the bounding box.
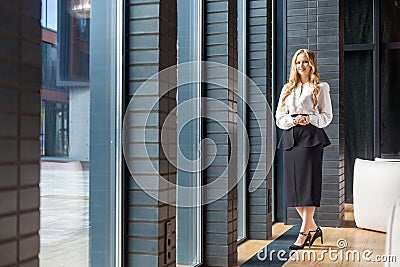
[41,0,90,160]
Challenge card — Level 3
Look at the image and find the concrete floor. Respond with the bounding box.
[39,161,89,267]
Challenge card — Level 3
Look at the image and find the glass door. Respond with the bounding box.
[343,0,375,202]
[344,0,400,203]
[380,1,400,159]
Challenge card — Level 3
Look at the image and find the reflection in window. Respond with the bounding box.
[381,49,400,158]
[41,42,70,157]
[42,101,69,156]
[237,0,247,242]
[344,0,373,45]
[176,0,202,265]
[381,1,400,43]
[344,50,374,201]
[40,0,121,266]
[41,0,58,31]
[59,0,90,83]
[40,1,90,266]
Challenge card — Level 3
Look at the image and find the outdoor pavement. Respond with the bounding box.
[39,160,90,267]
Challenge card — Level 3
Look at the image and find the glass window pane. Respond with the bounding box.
[59,0,90,84]
[41,0,47,28]
[381,49,400,158]
[41,42,70,157]
[40,0,121,266]
[42,43,65,90]
[381,1,400,43]
[344,50,374,201]
[344,0,373,44]
[176,0,202,266]
[237,0,247,242]
[47,0,58,31]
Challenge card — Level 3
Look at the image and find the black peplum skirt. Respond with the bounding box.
[278,124,331,207]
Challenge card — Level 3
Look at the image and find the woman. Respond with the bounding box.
[275,48,333,250]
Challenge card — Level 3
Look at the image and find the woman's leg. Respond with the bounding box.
[295,206,317,229]
[295,207,304,219]
[306,207,318,230]
[294,206,318,245]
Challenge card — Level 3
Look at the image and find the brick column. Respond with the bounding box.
[204,0,238,266]
[125,1,177,266]
[286,0,345,227]
[247,0,274,240]
[0,1,41,266]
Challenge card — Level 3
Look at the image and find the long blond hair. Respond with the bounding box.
[281,49,320,109]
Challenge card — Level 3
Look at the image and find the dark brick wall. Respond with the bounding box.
[286,0,345,227]
[0,1,41,266]
[247,0,273,240]
[204,0,238,266]
[125,1,177,266]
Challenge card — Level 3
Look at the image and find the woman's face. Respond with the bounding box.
[295,53,311,78]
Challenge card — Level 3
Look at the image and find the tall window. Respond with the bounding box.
[39,0,123,266]
[176,0,203,265]
[380,1,400,159]
[237,0,247,242]
[344,0,400,201]
[343,0,374,201]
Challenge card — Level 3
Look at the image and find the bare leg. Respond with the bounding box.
[307,207,319,241]
[295,207,304,220]
[308,207,318,231]
[294,206,317,245]
[295,206,317,229]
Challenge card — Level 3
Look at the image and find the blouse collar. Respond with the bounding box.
[299,81,309,86]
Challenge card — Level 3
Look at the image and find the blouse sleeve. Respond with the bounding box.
[309,82,333,128]
[275,88,295,130]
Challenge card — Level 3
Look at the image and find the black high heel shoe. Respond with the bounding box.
[289,232,311,250]
[309,226,323,246]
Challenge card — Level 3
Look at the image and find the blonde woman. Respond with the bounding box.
[275,49,333,250]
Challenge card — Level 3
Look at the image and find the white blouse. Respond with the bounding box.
[275,81,333,130]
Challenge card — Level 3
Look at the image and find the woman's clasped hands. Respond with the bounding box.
[293,115,310,126]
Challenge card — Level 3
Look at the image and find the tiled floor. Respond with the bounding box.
[39,161,90,267]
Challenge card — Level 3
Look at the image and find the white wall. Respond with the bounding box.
[69,87,90,161]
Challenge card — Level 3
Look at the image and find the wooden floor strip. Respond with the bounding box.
[238,204,387,267]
